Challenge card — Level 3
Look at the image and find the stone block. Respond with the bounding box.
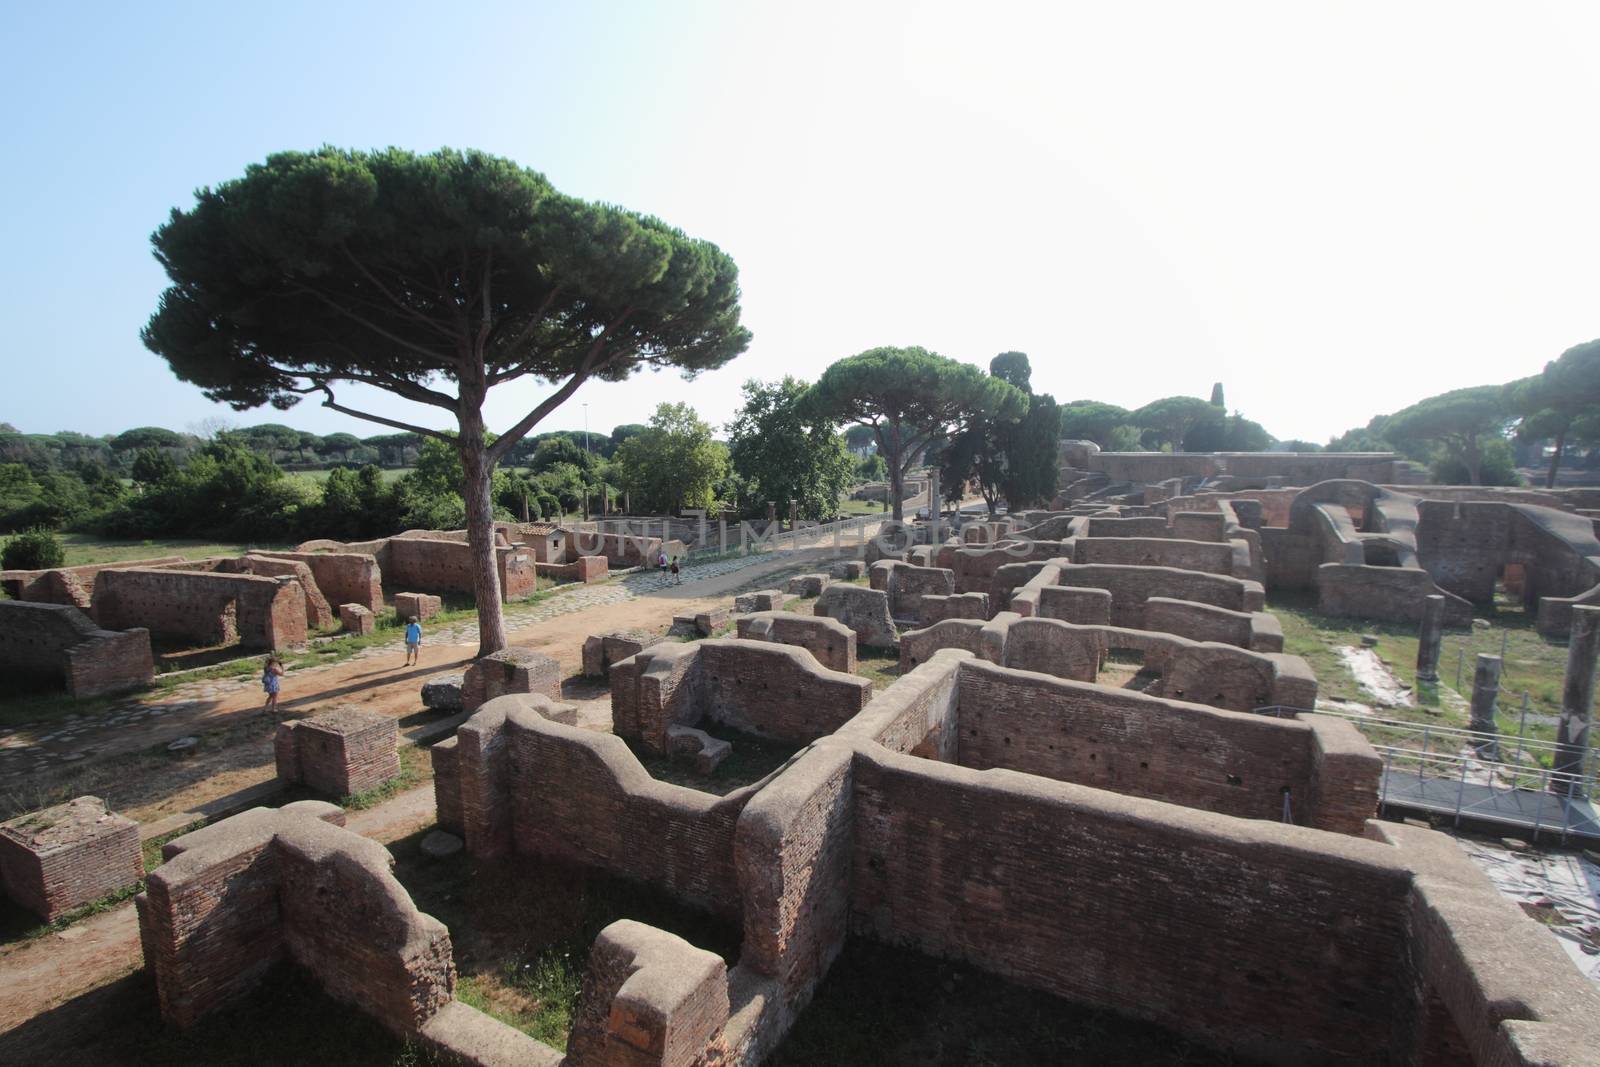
[421,673,464,712]
[786,573,831,597]
[573,554,609,583]
[338,602,375,635]
[276,703,400,796]
[735,611,858,673]
[828,560,867,580]
[394,591,443,622]
[814,583,898,649]
[666,724,732,774]
[733,589,791,614]
[274,708,401,797]
[462,647,562,711]
[582,630,658,678]
[694,606,730,636]
[0,796,143,921]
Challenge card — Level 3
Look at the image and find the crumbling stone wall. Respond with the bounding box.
[274,708,401,798]
[137,803,453,1034]
[847,748,1416,1063]
[868,560,955,621]
[257,551,384,612]
[610,641,872,752]
[1014,561,1265,628]
[735,612,857,673]
[953,659,1372,831]
[1142,596,1283,651]
[0,555,187,608]
[92,567,307,651]
[219,555,333,629]
[811,584,897,650]
[0,600,153,697]
[1067,535,1249,578]
[383,537,539,601]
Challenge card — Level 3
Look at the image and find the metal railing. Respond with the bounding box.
[1255,704,1599,842]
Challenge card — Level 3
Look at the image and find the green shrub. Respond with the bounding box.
[2,527,66,570]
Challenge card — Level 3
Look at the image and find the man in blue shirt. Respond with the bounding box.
[404,616,423,666]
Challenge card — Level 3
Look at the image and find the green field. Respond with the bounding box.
[51,532,293,567]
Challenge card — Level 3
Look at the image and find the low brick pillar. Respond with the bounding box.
[567,920,730,1067]
[733,589,791,614]
[275,708,401,797]
[394,592,443,621]
[462,648,562,712]
[0,796,143,921]
[338,602,375,635]
[574,555,609,583]
[828,560,867,580]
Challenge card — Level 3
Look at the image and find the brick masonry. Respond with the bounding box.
[394,591,443,621]
[735,611,858,673]
[0,600,153,697]
[462,647,562,711]
[92,567,307,651]
[0,796,143,921]
[274,708,401,797]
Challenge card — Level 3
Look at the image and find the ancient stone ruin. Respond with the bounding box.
[0,796,143,922]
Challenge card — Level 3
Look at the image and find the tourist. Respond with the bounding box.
[261,655,285,715]
[670,555,681,584]
[657,549,668,576]
[404,615,422,666]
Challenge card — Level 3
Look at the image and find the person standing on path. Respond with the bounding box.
[404,616,423,666]
[261,655,285,715]
[670,555,681,584]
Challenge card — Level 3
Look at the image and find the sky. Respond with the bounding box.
[4,1,1600,446]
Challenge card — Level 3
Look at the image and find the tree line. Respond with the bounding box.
[1326,340,1600,486]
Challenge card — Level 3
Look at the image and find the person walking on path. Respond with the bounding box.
[670,555,682,585]
[261,655,285,715]
[404,616,423,666]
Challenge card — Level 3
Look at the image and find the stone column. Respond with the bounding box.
[927,469,941,545]
[1415,595,1445,682]
[1469,654,1502,760]
[1554,604,1600,797]
[766,501,777,530]
[788,499,799,530]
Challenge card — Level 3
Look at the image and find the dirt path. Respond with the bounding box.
[3,547,842,824]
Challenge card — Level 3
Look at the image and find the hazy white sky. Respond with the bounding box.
[4,1,1598,444]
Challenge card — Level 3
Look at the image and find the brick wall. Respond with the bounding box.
[382,537,539,602]
[0,796,143,921]
[847,748,1418,1063]
[837,650,964,761]
[275,708,401,797]
[869,561,956,620]
[735,612,858,673]
[695,641,871,745]
[952,660,1337,825]
[222,555,333,629]
[1142,596,1274,650]
[1038,563,1264,627]
[1070,536,1240,576]
[91,567,307,651]
[0,600,153,697]
[257,551,385,612]
[138,807,453,1034]
[0,555,187,607]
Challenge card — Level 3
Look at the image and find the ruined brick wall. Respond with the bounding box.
[695,641,872,745]
[812,584,897,650]
[1071,536,1239,576]
[92,567,307,651]
[431,737,462,835]
[1169,511,1228,541]
[916,591,989,624]
[1417,499,1600,609]
[1316,563,1474,627]
[381,537,537,602]
[838,651,964,761]
[1160,643,1317,713]
[1141,596,1280,650]
[735,612,858,673]
[899,617,986,671]
[993,617,1104,681]
[1083,516,1170,538]
[0,600,153,697]
[0,555,187,607]
[499,701,758,916]
[275,709,400,797]
[1040,563,1263,628]
[257,551,384,612]
[735,740,855,1000]
[848,748,1418,1063]
[953,660,1326,824]
[869,560,956,620]
[138,807,453,1034]
[1301,714,1382,834]
[220,555,333,629]
[951,542,1067,598]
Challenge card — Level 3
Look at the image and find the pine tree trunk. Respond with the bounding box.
[1547,429,1567,489]
[459,420,507,657]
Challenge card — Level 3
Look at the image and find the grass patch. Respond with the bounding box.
[856,649,903,689]
[390,844,739,1050]
[52,532,292,567]
[342,742,433,810]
